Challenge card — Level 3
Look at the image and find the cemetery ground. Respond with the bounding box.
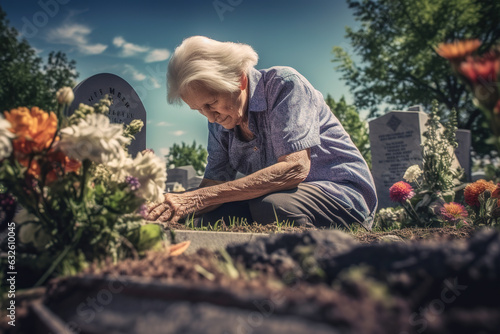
[2,222,499,334]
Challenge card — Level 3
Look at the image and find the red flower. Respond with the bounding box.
[389,181,415,203]
[440,202,468,223]
[464,179,496,207]
[459,52,500,85]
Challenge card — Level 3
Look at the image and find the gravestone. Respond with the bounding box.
[68,73,146,157]
[369,109,464,209]
[369,111,428,209]
[166,165,202,190]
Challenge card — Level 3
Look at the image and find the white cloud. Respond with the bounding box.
[172,130,185,136]
[113,36,149,57]
[122,42,149,56]
[149,77,161,89]
[113,36,126,47]
[113,36,169,63]
[124,64,146,81]
[145,49,170,63]
[79,43,108,55]
[46,23,107,55]
[121,65,161,89]
[156,121,171,127]
[48,23,88,44]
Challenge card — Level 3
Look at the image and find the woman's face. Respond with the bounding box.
[181,77,248,130]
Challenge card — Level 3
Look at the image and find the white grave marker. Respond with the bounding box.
[68,73,146,156]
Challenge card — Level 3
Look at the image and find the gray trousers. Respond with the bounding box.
[191,183,365,229]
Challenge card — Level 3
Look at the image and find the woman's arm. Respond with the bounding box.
[147,148,311,222]
[198,178,225,188]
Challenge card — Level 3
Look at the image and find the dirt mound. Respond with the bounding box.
[6,227,500,334]
[227,227,500,333]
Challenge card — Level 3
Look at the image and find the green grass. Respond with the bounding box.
[183,213,252,231]
[180,208,296,233]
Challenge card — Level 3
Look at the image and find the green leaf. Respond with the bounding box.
[131,224,165,254]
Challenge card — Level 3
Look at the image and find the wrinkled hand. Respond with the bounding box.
[146,192,201,222]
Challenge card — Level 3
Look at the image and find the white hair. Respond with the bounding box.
[167,36,259,104]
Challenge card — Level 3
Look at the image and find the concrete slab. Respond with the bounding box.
[171,230,270,254]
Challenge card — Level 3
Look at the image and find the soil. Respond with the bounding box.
[352,225,476,243]
[2,225,497,334]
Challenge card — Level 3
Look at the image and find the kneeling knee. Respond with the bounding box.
[249,196,312,227]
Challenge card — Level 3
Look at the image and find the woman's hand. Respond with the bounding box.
[146,192,202,222]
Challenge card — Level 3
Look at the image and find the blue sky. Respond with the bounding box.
[2,0,359,157]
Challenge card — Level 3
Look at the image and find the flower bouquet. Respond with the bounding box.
[0,87,168,287]
[387,100,464,227]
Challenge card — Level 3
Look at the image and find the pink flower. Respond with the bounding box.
[389,181,415,203]
[440,202,468,223]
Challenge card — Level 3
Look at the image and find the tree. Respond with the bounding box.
[0,6,78,111]
[44,51,78,102]
[325,94,371,167]
[165,141,208,176]
[332,0,500,155]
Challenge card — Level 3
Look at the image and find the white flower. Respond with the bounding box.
[56,87,75,105]
[120,152,167,203]
[58,113,130,164]
[403,165,423,183]
[0,116,14,160]
[102,146,130,173]
[106,155,133,182]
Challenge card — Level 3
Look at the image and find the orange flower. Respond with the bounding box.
[459,52,500,85]
[47,151,82,183]
[435,39,481,60]
[492,184,500,210]
[63,155,82,173]
[21,150,81,183]
[492,184,500,199]
[440,202,468,223]
[23,158,42,179]
[3,107,58,155]
[464,179,496,207]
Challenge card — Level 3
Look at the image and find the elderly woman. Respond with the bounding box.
[147,36,377,229]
